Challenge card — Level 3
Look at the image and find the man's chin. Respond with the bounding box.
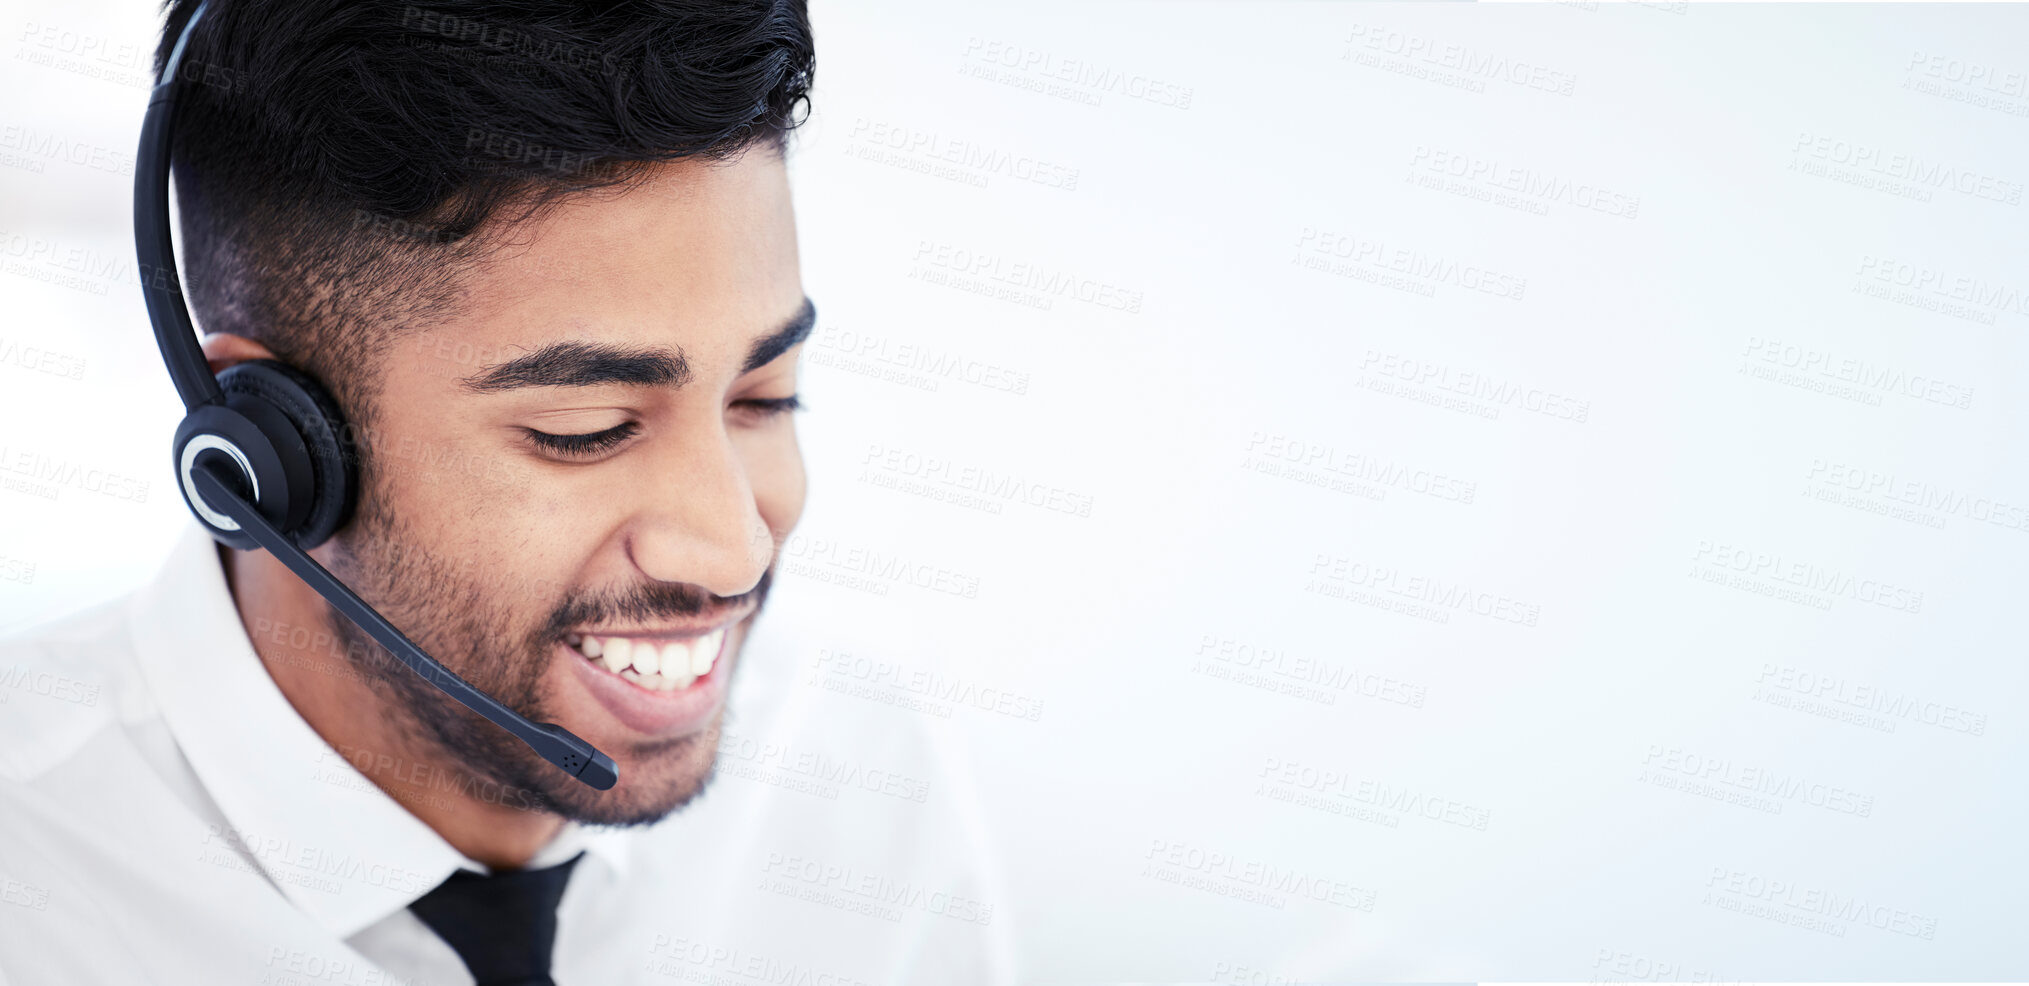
[333,625,732,829]
[513,712,726,828]
[511,631,750,826]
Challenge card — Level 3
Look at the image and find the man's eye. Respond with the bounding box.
[733,395,804,419]
[522,421,640,457]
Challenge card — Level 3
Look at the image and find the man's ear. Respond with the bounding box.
[199,334,279,375]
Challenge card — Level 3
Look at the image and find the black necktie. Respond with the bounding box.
[409,850,584,986]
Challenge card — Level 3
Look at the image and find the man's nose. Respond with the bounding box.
[625,430,772,598]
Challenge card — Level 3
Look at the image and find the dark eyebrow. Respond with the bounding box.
[743,297,817,374]
[460,296,814,392]
[462,342,689,393]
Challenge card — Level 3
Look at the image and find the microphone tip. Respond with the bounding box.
[577,751,620,791]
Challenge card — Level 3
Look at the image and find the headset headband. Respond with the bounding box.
[137,0,220,411]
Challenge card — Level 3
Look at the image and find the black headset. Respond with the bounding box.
[138,0,617,790]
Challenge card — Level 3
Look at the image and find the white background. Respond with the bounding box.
[3,0,2026,980]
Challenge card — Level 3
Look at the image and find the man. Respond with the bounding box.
[0,1,1011,982]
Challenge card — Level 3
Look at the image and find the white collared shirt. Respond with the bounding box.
[0,524,1016,985]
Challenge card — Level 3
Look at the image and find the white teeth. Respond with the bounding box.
[690,630,721,675]
[631,642,660,676]
[572,629,725,690]
[660,641,691,676]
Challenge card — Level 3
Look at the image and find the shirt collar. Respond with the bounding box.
[483,816,631,877]
[130,522,629,938]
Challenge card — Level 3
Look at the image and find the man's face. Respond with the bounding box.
[323,149,807,825]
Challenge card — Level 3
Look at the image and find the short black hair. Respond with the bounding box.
[152,0,814,424]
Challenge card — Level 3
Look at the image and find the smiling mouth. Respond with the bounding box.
[566,627,728,692]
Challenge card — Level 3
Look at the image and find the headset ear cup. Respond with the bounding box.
[215,359,357,550]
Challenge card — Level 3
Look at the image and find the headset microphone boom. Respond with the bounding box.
[137,0,617,791]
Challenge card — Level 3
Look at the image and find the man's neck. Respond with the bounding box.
[220,544,564,871]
